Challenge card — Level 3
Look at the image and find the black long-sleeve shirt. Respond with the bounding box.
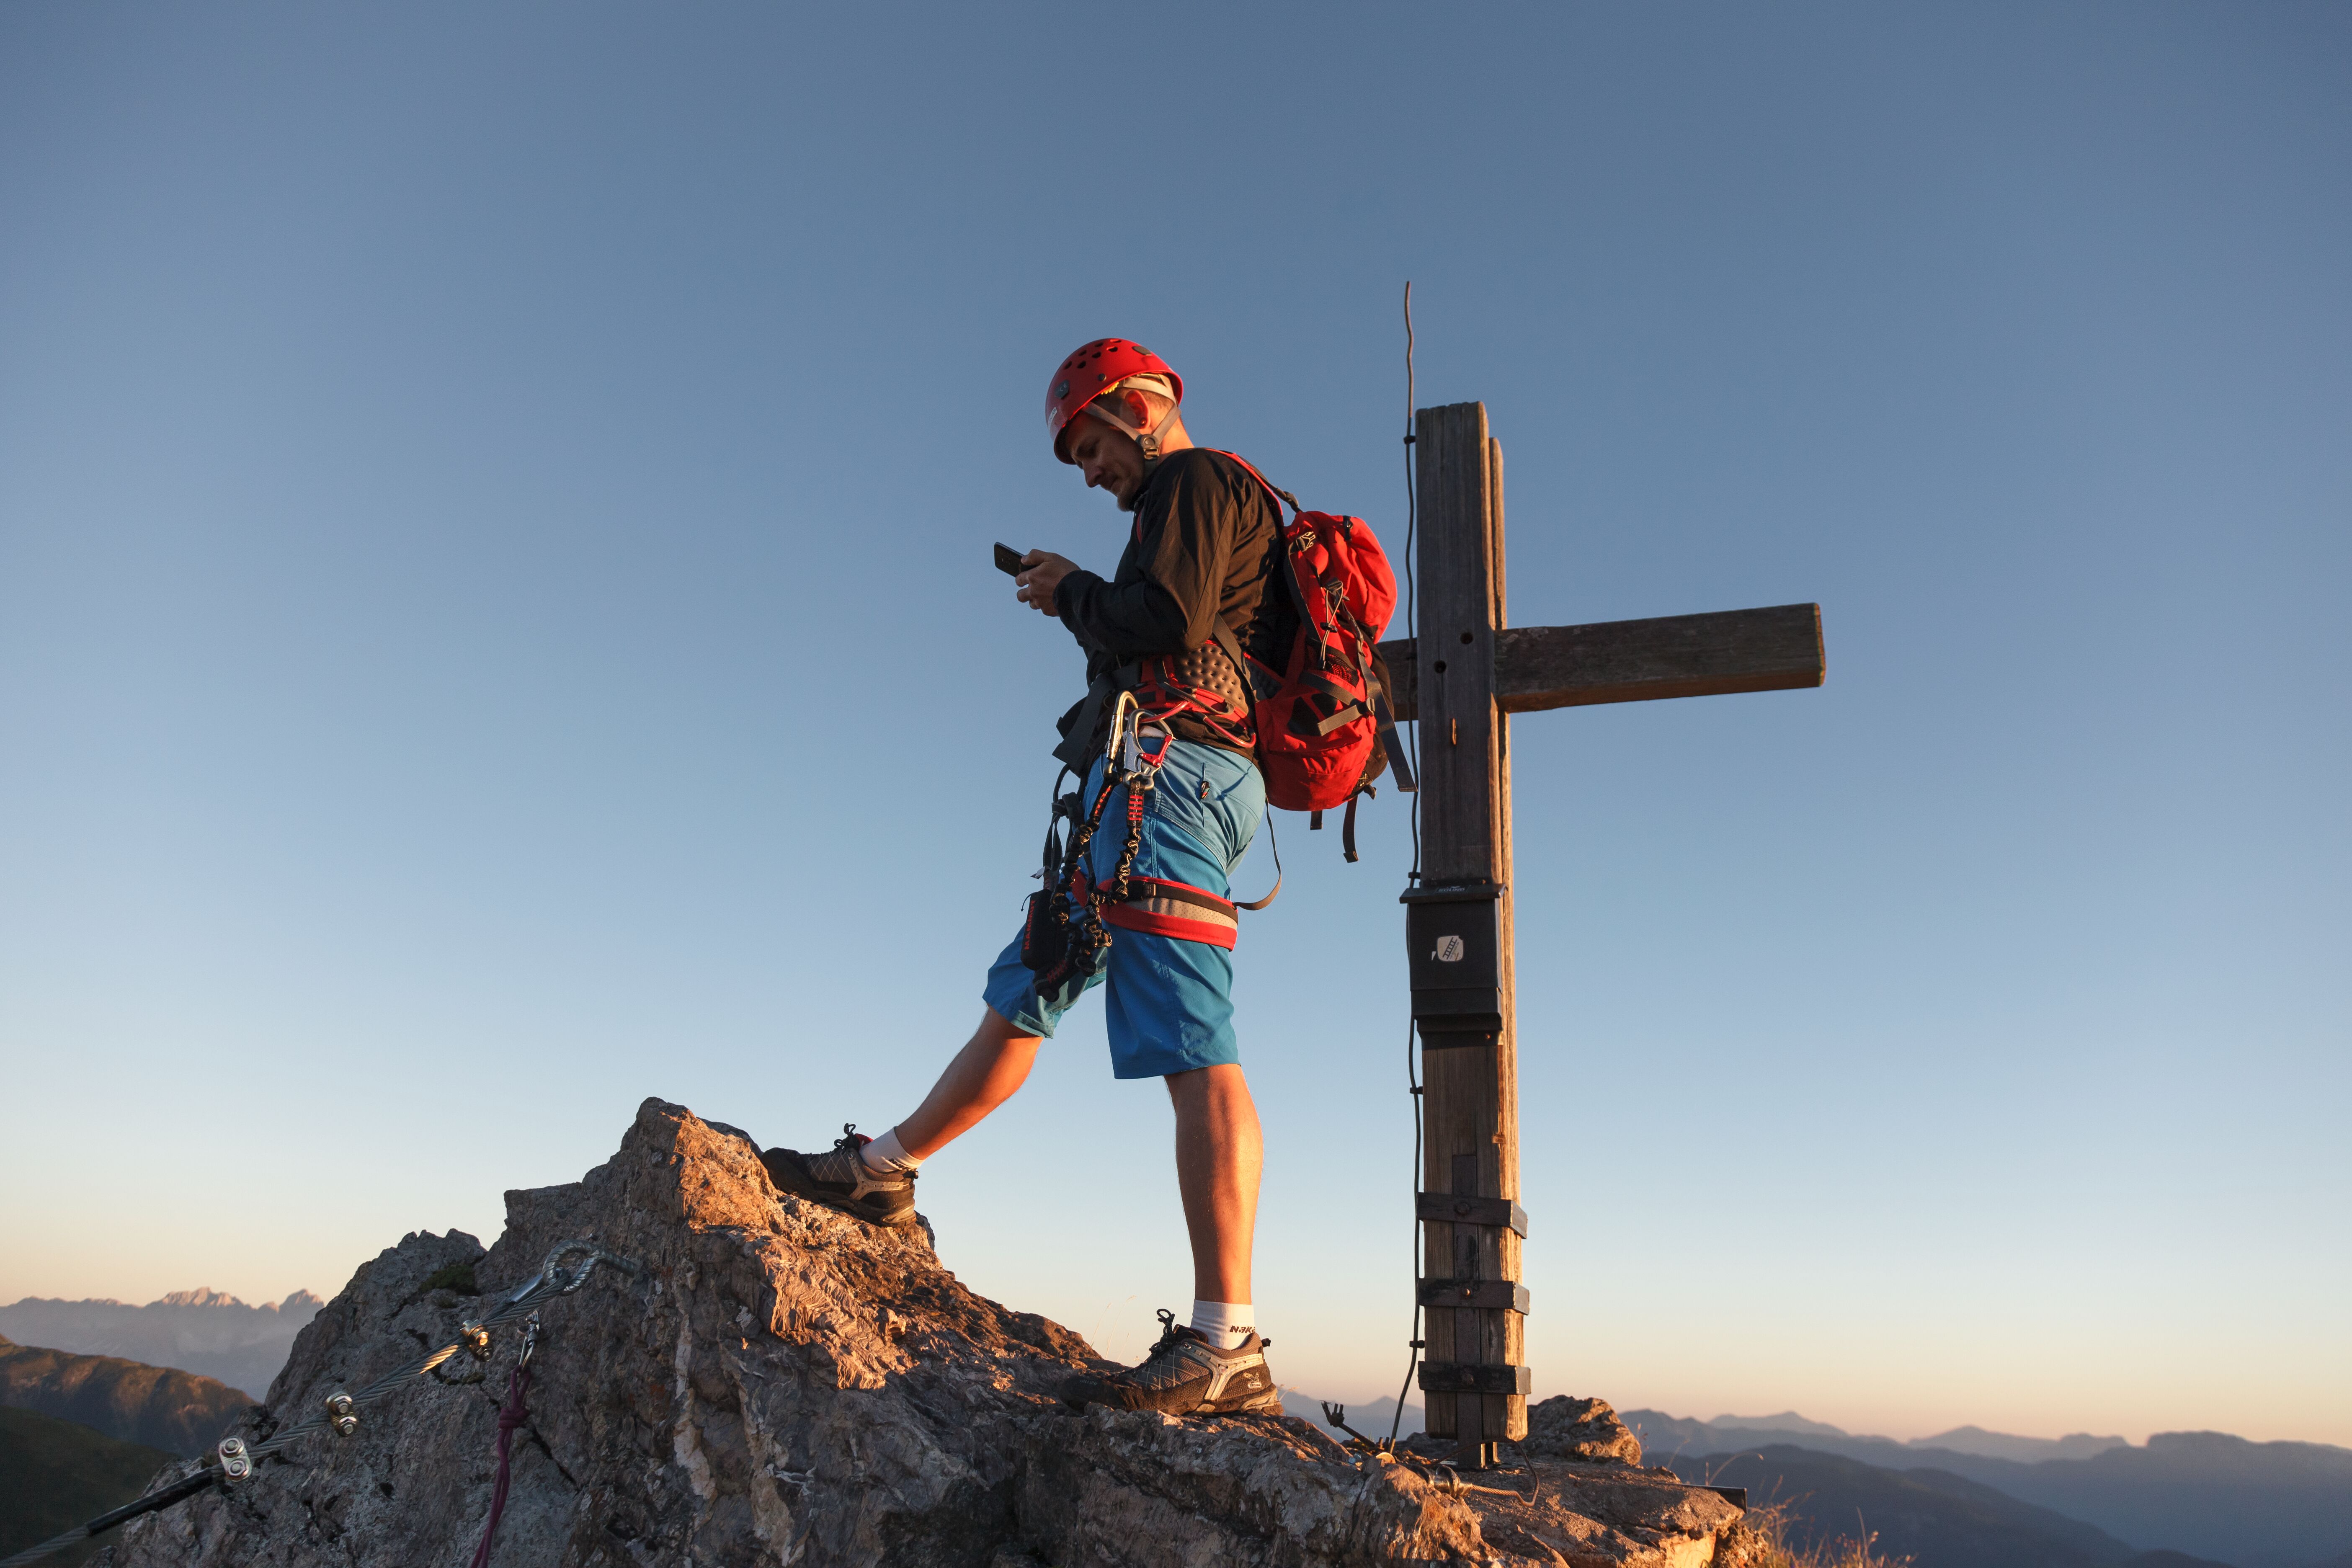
[1053,448,1293,759]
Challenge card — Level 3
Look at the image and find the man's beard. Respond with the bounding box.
[1117,463,1153,512]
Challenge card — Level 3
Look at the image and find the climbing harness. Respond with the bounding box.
[0,1240,638,1568]
[1020,693,1273,994]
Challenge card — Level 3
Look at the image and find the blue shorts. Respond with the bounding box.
[983,738,1266,1079]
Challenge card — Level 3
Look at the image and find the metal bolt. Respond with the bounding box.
[325,1391,358,1437]
[217,1436,251,1481]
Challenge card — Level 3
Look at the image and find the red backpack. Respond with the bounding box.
[1208,454,1416,849]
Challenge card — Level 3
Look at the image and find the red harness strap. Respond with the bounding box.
[1098,875,1240,950]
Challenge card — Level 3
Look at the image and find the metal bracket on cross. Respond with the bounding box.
[1401,881,1507,1044]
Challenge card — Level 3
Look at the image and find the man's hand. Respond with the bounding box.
[1015,550,1078,617]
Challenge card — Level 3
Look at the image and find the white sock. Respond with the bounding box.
[861,1127,923,1174]
[1189,1300,1254,1351]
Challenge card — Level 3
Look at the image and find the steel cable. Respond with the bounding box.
[243,1269,557,1460]
[0,1241,636,1568]
[1387,281,1426,1449]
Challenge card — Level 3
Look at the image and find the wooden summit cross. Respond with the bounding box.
[1376,402,1826,1467]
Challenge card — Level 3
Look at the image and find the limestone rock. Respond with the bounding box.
[107,1099,1738,1566]
[1513,1395,1644,1467]
[1397,1429,1738,1567]
[110,1101,1479,1566]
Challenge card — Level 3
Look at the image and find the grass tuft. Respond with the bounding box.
[421,1262,479,1296]
[1717,1497,1914,1568]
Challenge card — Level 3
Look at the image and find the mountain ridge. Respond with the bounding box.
[1661,1442,2143,1568]
[1626,1407,2140,1465]
[0,1334,255,1457]
[1627,1411,2352,1568]
[1914,1424,2133,1463]
[0,1290,320,1399]
[4,1289,322,1313]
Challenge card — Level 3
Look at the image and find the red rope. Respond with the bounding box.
[468,1363,532,1568]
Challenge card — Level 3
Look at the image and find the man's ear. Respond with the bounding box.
[1119,389,1158,430]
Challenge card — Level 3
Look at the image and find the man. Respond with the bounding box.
[763,340,1294,1418]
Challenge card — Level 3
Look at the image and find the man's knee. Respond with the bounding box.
[975,1006,1042,1050]
[1164,1062,1247,1105]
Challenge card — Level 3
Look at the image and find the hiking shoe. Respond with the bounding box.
[1065,1309,1282,1416]
[761,1124,917,1228]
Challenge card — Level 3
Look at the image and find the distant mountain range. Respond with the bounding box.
[1921,1424,2138,1463]
[1625,1410,2352,1568]
[0,1288,319,1401]
[0,1335,253,1457]
[1673,1442,2142,1567]
[1630,1408,2130,1463]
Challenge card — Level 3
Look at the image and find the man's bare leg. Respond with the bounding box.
[762,1009,1038,1226]
[1166,1064,1262,1304]
[895,1007,1043,1159]
[1059,1063,1278,1413]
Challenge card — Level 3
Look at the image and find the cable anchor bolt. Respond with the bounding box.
[458,1320,493,1362]
[325,1391,358,1437]
[217,1436,252,1481]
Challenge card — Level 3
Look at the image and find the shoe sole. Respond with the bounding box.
[1065,1378,1284,1417]
[1204,1369,1284,1416]
[1202,1389,1284,1416]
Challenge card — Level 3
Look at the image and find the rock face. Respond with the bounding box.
[0,1337,257,1457]
[1513,1397,1645,1467]
[111,1099,1739,1567]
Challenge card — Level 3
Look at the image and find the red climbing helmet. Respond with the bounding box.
[1046,338,1184,463]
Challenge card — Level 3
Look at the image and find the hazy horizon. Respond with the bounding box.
[0,1276,2264,1450]
[4,3,2345,1449]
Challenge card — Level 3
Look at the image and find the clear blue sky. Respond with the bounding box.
[3,3,2345,1444]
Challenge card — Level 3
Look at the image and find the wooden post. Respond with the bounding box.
[1388,400,1823,1464]
[1411,402,1527,1459]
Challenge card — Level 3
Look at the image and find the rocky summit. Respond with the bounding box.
[111,1099,1741,1567]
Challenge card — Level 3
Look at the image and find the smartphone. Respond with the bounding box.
[994,542,1028,576]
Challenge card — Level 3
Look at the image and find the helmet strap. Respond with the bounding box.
[1085,391,1181,509]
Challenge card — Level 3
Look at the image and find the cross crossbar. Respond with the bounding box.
[1377,602,1823,724]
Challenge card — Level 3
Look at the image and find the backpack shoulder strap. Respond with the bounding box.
[1207,613,1282,913]
[1206,449,1300,516]
[1200,449,1314,663]
[1210,620,1251,676]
